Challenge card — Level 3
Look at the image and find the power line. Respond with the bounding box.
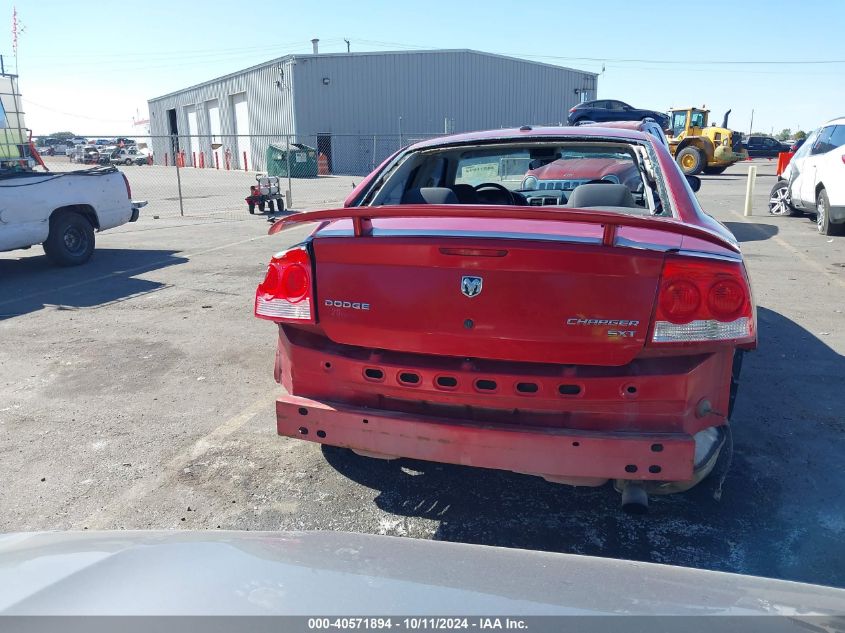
[23,39,348,62]
[347,39,845,65]
[518,53,845,65]
[22,98,129,123]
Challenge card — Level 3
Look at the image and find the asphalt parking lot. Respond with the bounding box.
[1,160,844,589]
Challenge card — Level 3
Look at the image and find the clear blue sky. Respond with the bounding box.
[4,0,844,136]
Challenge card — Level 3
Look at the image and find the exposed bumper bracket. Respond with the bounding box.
[277,395,696,482]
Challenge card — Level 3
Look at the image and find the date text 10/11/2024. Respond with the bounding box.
[307,618,529,630]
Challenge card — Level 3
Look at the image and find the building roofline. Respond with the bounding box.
[148,49,597,103]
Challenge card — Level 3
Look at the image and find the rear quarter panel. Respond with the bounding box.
[0,175,54,250]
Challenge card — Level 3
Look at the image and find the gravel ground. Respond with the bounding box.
[42,156,361,219]
[1,159,844,588]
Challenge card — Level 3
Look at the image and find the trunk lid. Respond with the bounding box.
[311,217,679,366]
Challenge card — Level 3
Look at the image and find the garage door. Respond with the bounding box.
[185,105,198,166]
[231,93,251,170]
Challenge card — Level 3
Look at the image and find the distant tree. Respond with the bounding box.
[776,128,792,141]
[48,131,76,139]
[794,130,807,140]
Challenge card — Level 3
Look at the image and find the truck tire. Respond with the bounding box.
[43,211,95,266]
[677,147,705,175]
[816,188,844,236]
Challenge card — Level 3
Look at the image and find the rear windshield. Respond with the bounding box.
[370,140,667,216]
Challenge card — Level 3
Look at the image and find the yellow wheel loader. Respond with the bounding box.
[666,108,748,176]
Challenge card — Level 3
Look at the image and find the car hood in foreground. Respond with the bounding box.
[0,531,843,616]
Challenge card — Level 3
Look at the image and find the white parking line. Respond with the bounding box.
[80,396,275,529]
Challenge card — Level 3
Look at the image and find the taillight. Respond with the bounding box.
[569,107,577,113]
[254,246,315,322]
[650,255,755,344]
[841,153,845,164]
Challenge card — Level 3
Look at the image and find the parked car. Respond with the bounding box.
[0,164,146,265]
[583,118,669,147]
[567,100,669,129]
[743,135,790,158]
[2,530,845,619]
[521,149,643,198]
[789,137,806,153]
[98,146,118,165]
[256,125,756,512]
[768,118,845,235]
[70,144,100,164]
[110,147,149,166]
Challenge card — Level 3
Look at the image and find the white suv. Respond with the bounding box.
[769,118,845,235]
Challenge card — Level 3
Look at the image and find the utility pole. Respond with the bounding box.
[749,109,755,135]
[344,39,350,53]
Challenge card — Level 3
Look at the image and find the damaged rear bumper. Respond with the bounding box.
[277,395,703,485]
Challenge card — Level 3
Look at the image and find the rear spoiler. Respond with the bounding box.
[268,205,740,253]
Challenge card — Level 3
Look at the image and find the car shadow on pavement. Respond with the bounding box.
[322,305,845,589]
[723,221,779,242]
[0,248,188,320]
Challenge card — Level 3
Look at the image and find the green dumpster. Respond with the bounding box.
[266,143,318,178]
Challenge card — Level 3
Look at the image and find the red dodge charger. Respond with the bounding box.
[256,126,756,512]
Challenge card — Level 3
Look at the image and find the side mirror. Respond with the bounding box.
[686,175,702,192]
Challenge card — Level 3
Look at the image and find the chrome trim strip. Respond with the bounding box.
[315,228,603,244]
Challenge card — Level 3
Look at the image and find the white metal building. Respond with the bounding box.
[147,48,598,174]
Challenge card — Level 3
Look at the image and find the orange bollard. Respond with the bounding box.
[199,152,205,168]
[318,152,329,175]
[243,151,248,172]
[192,152,196,167]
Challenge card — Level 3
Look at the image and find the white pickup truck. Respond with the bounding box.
[0,165,147,266]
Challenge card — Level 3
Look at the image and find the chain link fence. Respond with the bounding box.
[38,133,443,220]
